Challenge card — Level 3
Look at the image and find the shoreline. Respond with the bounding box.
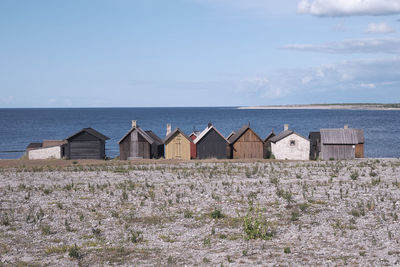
[0,158,398,169]
[238,104,400,110]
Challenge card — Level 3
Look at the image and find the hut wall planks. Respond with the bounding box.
[196,129,228,159]
[231,129,263,159]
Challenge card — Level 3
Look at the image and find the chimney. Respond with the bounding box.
[284,124,289,131]
[132,120,137,128]
[344,124,349,129]
[208,122,212,128]
[166,123,171,136]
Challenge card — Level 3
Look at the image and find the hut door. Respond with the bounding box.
[175,137,181,158]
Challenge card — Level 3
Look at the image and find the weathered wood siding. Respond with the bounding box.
[271,134,310,160]
[66,131,105,159]
[190,135,197,159]
[165,132,191,160]
[119,129,152,160]
[355,144,364,158]
[150,143,164,159]
[263,141,272,159]
[321,144,354,160]
[69,141,102,159]
[119,136,130,160]
[309,132,321,160]
[130,131,151,159]
[231,129,263,159]
[197,129,228,159]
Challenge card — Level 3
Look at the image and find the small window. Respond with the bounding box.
[290,140,296,146]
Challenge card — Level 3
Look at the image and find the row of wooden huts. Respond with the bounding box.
[26,121,364,161]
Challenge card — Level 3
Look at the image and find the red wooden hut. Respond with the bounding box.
[189,130,200,159]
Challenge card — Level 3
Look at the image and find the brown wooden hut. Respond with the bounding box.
[163,127,191,160]
[194,123,228,159]
[64,128,109,160]
[118,121,163,160]
[228,124,263,159]
[319,125,364,160]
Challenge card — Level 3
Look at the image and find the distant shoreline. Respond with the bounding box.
[238,104,400,110]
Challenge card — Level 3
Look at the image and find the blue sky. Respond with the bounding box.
[1,0,400,107]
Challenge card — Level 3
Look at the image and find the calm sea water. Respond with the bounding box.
[0,107,399,159]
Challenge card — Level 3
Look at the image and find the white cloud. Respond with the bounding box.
[234,57,400,102]
[365,22,395,33]
[235,77,289,98]
[283,38,400,54]
[360,83,376,88]
[298,0,400,16]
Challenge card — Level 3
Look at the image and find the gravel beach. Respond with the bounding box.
[1,159,400,266]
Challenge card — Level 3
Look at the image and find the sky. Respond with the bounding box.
[1,0,400,107]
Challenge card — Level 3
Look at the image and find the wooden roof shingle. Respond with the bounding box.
[228,125,263,144]
[66,128,110,141]
[320,129,364,144]
[118,126,154,144]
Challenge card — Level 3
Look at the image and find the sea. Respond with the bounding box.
[0,107,399,159]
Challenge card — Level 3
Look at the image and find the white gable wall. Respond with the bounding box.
[28,146,62,160]
[271,134,310,160]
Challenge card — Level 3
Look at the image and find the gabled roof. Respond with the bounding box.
[27,142,42,149]
[118,126,154,144]
[193,124,227,144]
[264,130,276,142]
[66,128,110,141]
[228,125,263,144]
[227,131,235,142]
[145,130,163,146]
[163,128,191,144]
[269,130,309,143]
[189,131,201,138]
[320,128,364,144]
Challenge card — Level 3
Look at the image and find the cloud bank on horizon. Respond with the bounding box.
[298,0,400,16]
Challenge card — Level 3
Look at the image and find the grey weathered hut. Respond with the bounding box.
[193,123,228,159]
[118,121,163,160]
[309,132,321,160]
[228,124,264,159]
[319,125,364,160]
[64,128,109,160]
[263,130,276,159]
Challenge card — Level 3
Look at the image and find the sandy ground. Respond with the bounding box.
[1,159,400,266]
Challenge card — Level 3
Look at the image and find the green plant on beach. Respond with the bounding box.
[350,171,359,180]
[243,200,275,240]
[68,244,82,259]
[211,209,225,219]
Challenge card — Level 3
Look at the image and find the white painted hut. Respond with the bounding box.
[27,140,66,160]
[269,124,310,160]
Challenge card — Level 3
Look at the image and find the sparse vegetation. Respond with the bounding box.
[0,159,399,265]
[243,200,275,240]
